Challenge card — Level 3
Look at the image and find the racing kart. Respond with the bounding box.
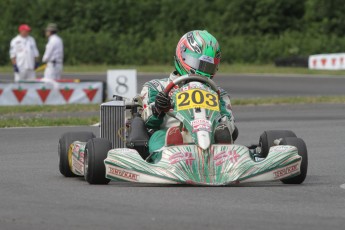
[58,75,308,186]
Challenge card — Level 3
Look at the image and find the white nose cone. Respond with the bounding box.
[197,131,211,150]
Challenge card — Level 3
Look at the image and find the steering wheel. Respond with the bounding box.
[163,74,220,118]
[164,74,220,95]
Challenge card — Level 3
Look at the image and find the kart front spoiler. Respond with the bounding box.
[104,144,302,186]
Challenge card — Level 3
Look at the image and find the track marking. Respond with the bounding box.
[340,184,345,190]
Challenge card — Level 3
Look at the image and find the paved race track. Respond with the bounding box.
[1,104,345,230]
[1,72,345,98]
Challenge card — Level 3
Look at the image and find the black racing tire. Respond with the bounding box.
[58,132,95,177]
[259,130,297,157]
[84,138,112,184]
[280,137,308,184]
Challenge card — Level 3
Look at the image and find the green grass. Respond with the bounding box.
[1,63,345,75]
[232,96,345,105]
[0,116,99,128]
[0,96,344,127]
[0,104,99,115]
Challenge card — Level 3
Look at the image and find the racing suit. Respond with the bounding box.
[9,35,39,82]
[140,71,235,159]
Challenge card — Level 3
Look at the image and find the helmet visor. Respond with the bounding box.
[182,53,219,75]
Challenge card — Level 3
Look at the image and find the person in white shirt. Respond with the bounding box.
[42,23,64,80]
[9,24,40,82]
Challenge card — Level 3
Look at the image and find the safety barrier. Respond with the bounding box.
[0,80,103,105]
[308,53,345,70]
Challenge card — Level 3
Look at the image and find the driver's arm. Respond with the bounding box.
[140,81,165,130]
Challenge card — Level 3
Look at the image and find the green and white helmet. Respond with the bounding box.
[175,30,221,78]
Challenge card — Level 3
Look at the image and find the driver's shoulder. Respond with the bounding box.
[143,78,170,91]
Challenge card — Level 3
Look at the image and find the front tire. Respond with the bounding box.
[84,138,112,184]
[280,137,308,184]
[259,130,297,157]
[58,132,95,177]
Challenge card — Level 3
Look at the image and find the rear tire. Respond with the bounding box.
[259,130,297,157]
[58,132,95,177]
[84,138,112,184]
[280,137,308,184]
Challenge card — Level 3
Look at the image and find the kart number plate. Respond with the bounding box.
[176,89,219,111]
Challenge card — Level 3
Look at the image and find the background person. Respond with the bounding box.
[9,24,40,82]
[42,23,63,80]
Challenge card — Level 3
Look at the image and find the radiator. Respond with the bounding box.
[100,100,126,148]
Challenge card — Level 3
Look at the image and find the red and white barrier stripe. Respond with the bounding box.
[0,81,103,106]
[308,53,345,70]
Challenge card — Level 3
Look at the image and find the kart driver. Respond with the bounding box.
[140,30,237,161]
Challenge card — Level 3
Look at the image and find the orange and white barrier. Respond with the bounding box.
[0,81,103,106]
[308,53,345,70]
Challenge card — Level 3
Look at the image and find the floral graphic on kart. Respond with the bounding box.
[169,152,195,166]
[214,150,240,166]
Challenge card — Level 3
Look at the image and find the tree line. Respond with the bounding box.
[0,0,344,66]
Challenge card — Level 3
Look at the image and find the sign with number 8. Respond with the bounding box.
[107,70,137,100]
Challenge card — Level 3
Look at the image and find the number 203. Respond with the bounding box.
[177,90,218,107]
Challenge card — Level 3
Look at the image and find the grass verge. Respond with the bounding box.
[232,96,345,106]
[0,96,344,127]
[0,104,99,115]
[0,116,99,128]
[1,64,345,75]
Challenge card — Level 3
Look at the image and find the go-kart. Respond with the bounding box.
[58,75,308,186]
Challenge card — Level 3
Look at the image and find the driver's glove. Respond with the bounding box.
[154,91,171,114]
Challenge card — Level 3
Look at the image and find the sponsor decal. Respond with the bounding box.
[214,150,240,166]
[59,87,74,102]
[273,164,299,179]
[191,119,211,133]
[108,167,139,181]
[36,87,51,103]
[187,32,201,54]
[72,158,83,172]
[83,86,98,101]
[179,83,212,93]
[115,148,138,154]
[273,145,292,152]
[72,144,85,163]
[167,127,179,136]
[12,87,27,103]
[169,152,195,166]
[199,55,214,64]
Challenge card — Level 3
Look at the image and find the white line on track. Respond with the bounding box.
[340,184,345,190]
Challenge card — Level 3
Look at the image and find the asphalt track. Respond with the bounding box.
[1,72,345,98]
[1,103,345,230]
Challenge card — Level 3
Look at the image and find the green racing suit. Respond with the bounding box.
[140,71,235,159]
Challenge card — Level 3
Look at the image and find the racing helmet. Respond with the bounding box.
[174,30,221,78]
